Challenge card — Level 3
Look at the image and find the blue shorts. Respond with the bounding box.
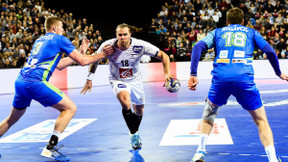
[208,82,263,110]
[12,78,65,109]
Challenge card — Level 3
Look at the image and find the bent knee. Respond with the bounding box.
[117,92,131,110]
[62,103,77,114]
[69,104,77,114]
[202,98,220,123]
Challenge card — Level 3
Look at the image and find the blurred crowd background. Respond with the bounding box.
[0,0,287,68]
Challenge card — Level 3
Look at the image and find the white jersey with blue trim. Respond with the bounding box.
[97,37,159,82]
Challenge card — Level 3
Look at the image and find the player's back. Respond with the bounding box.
[19,33,75,82]
[211,24,265,82]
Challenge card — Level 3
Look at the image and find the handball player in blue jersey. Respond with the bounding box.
[0,16,113,161]
[188,8,288,162]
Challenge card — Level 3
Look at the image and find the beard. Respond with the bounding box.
[119,39,129,48]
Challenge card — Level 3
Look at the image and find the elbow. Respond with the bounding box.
[77,57,89,66]
[78,61,86,66]
[56,64,64,71]
[56,67,63,71]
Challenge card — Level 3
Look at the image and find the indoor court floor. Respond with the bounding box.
[0,79,287,162]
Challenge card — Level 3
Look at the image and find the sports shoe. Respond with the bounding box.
[191,150,206,162]
[130,132,142,150]
[41,145,70,161]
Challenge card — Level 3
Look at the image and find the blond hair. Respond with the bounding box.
[44,16,63,31]
[116,23,142,33]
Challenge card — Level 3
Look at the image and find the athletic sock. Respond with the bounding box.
[265,145,278,162]
[46,130,61,150]
[122,109,136,134]
[196,134,208,152]
[132,113,143,134]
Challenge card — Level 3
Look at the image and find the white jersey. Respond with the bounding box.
[97,37,159,82]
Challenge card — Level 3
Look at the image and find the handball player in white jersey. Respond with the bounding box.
[81,23,172,150]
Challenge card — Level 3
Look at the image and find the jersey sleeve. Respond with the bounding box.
[190,41,208,76]
[96,42,106,53]
[142,40,159,57]
[200,29,215,49]
[60,36,76,55]
[96,40,114,54]
[253,30,269,50]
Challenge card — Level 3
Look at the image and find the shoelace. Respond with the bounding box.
[51,144,65,157]
[52,144,64,152]
[131,135,139,142]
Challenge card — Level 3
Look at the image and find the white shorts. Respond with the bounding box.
[110,80,145,105]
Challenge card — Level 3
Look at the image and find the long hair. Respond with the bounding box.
[116,23,142,33]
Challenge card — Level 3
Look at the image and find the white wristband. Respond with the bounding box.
[87,72,95,81]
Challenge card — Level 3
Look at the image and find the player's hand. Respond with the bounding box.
[279,73,288,81]
[163,74,173,87]
[79,37,90,55]
[165,74,173,82]
[188,76,199,91]
[80,80,93,95]
[102,44,114,56]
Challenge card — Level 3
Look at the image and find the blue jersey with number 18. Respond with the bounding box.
[18,33,76,82]
[201,24,269,82]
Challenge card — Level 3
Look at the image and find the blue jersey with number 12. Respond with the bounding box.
[201,24,269,82]
[18,33,76,82]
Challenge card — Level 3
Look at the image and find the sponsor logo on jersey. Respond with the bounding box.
[119,68,133,78]
[232,59,247,63]
[118,84,127,88]
[233,50,245,57]
[219,50,228,58]
[216,59,230,63]
[132,46,143,53]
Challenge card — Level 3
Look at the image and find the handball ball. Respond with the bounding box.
[165,78,181,93]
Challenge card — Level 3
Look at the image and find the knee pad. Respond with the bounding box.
[202,98,220,123]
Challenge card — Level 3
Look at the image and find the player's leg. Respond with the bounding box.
[0,78,31,137]
[248,106,278,162]
[117,90,143,150]
[235,82,279,162]
[49,95,77,145]
[128,81,145,150]
[34,81,75,161]
[117,91,136,133]
[111,80,136,134]
[132,104,144,133]
[41,95,77,161]
[0,107,27,137]
[130,104,144,150]
[192,83,230,162]
[192,98,220,162]
[52,95,77,133]
[130,80,145,134]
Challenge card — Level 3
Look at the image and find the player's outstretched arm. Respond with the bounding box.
[155,50,173,82]
[57,38,90,70]
[68,44,113,66]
